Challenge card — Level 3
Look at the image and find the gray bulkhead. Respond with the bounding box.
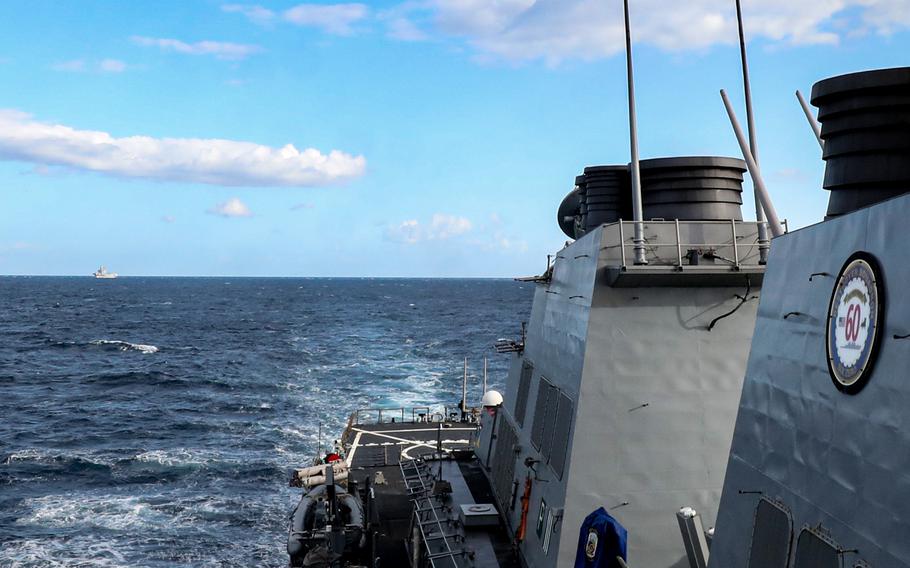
[709,194,910,568]
[480,220,764,567]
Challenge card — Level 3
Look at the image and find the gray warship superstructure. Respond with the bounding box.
[709,67,910,567]
[474,158,766,567]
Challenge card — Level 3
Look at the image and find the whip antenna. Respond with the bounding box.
[735,0,771,259]
[623,0,647,265]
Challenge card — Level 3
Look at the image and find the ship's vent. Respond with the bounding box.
[531,377,556,451]
[514,361,533,427]
[793,528,840,568]
[547,391,574,479]
[539,382,560,460]
[747,498,792,568]
[491,417,518,509]
[640,156,746,221]
[810,67,910,217]
[580,166,631,233]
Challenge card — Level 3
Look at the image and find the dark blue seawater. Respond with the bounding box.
[0,277,533,567]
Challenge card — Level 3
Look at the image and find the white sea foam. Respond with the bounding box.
[0,536,129,568]
[3,448,116,467]
[133,448,215,467]
[16,494,172,532]
[90,339,159,353]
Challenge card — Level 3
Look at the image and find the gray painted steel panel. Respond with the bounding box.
[558,280,759,568]
[710,193,910,567]
[480,221,762,568]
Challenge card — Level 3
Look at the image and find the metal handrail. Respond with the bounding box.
[401,458,464,568]
[350,404,475,426]
[612,219,765,270]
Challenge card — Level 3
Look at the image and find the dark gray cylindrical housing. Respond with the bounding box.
[557,187,582,239]
[580,165,631,232]
[639,156,746,221]
[811,67,910,217]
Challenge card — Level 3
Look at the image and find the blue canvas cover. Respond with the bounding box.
[574,507,628,567]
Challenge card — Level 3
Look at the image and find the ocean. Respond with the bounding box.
[0,277,533,567]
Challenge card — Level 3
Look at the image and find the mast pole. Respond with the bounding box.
[483,356,488,396]
[796,90,825,151]
[623,0,647,265]
[735,0,770,260]
[461,357,468,420]
[721,89,784,237]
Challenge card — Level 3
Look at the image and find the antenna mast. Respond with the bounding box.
[735,0,770,260]
[623,0,647,265]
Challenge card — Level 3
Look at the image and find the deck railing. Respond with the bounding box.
[349,405,480,427]
[608,219,768,269]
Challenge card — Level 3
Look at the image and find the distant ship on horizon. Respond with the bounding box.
[93,265,118,279]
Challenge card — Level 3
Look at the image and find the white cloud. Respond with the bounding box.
[428,213,472,239]
[221,4,276,25]
[283,3,369,35]
[52,59,131,73]
[222,2,369,34]
[131,36,262,60]
[469,213,528,252]
[209,198,252,218]
[0,109,366,187]
[161,215,176,223]
[385,16,429,41]
[52,59,86,72]
[383,0,910,65]
[99,59,127,73]
[385,213,473,244]
[387,219,423,244]
[1,241,37,252]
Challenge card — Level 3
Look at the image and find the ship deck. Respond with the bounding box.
[341,415,517,567]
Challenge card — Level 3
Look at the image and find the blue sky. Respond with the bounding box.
[1,1,908,277]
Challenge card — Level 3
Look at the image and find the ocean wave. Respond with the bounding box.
[0,536,129,568]
[132,448,214,468]
[3,448,116,469]
[89,340,159,354]
[16,494,173,532]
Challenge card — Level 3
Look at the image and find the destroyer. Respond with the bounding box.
[286,1,774,566]
[285,63,910,566]
[284,12,910,568]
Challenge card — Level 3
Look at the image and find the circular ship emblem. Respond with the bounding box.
[826,253,883,393]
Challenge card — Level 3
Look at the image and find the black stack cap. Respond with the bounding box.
[811,67,910,217]
[639,156,746,221]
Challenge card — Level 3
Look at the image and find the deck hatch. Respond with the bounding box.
[547,391,573,479]
[746,498,792,568]
[514,361,533,427]
[793,527,840,568]
[531,377,555,451]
